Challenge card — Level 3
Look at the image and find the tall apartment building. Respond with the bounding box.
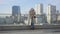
[35,4,43,15]
[46,4,56,24]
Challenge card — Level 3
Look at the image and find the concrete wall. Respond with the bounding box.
[0,25,60,30]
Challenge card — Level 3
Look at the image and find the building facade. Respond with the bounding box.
[46,4,56,24]
[12,6,21,23]
[5,16,14,24]
[35,14,47,24]
[35,4,43,15]
[34,4,47,24]
[56,10,60,24]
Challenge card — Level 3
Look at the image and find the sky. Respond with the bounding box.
[0,0,60,14]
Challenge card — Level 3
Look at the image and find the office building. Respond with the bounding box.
[12,6,21,23]
[12,6,20,16]
[5,16,14,24]
[56,10,60,24]
[57,13,60,24]
[34,4,47,24]
[0,18,5,24]
[35,4,43,15]
[35,14,47,24]
[46,4,56,24]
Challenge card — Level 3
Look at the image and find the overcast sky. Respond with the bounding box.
[0,0,60,14]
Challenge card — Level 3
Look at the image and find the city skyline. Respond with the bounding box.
[0,0,60,14]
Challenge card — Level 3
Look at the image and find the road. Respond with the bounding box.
[0,29,60,34]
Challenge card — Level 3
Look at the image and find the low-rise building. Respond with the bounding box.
[0,18,5,24]
[56,14,60,24]
[5,16,14,24]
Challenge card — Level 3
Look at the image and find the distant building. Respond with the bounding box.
[5,16,14,24]
[34,4,47,24]
[46,4,56,24]
[12,6,21,16]
[35,14,47,24]
[56,10,60,24]
[56,10,59,14]
[35,4,43,15]
[24,14,29,25]
[21,14,28,23]
[0,18,5,24]
[12,6,21,23]
[56,10,59,21]
[57,14,60,24]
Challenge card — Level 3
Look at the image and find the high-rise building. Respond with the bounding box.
[12,6,20,16]
[35,4,43,15]
[46,4,56,24]
[34,4,47,24]
[12,6,21,23]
